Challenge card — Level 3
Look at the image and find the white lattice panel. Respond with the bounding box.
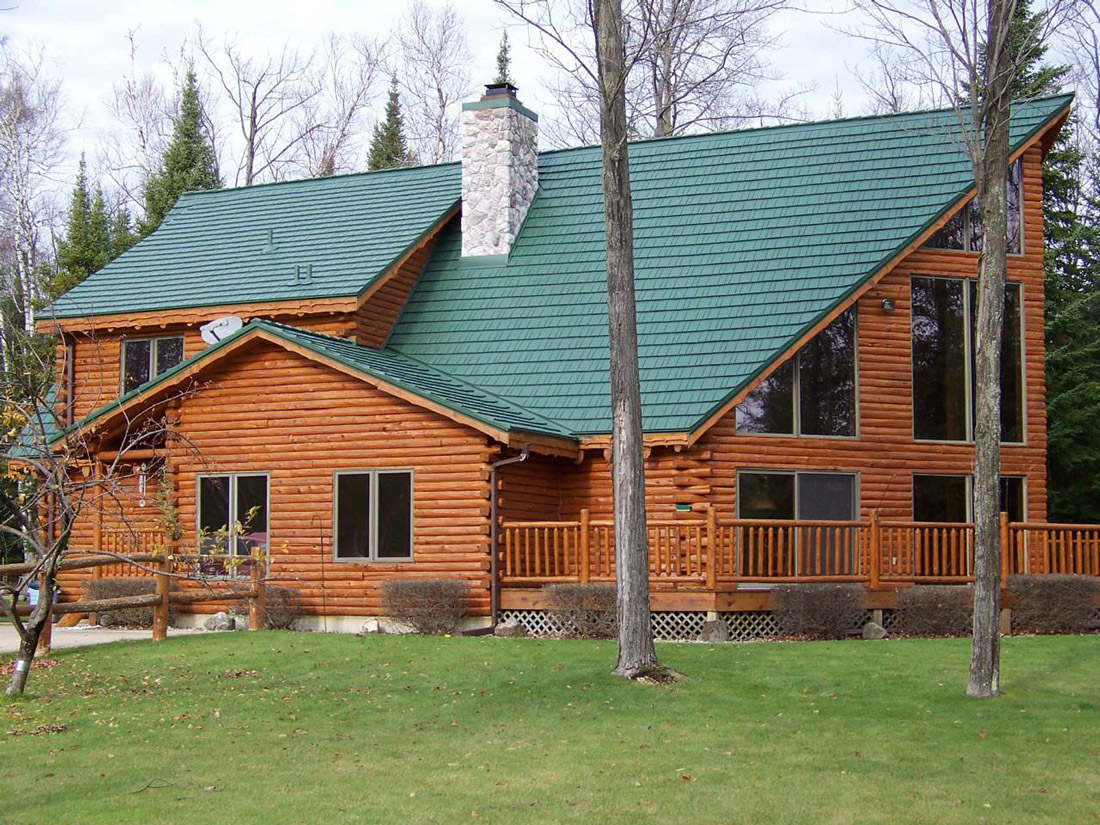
[651,611,707,641]
[500,609,564,637]
[722,611,781,640]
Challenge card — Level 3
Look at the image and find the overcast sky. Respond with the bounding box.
[6,0,874,194]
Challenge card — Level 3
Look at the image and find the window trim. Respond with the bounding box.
[735,468,860,521]
[735,308,860,440]
[332,468,415,564]
[194,472,271,563]
[923,158,1025,257]
[909,275,1026,445]
[120,333,185,395]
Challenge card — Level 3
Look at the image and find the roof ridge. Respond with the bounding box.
[535,92,1075,157]
[253,320,574,433]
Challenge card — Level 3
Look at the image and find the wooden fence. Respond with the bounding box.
[499,510,1100,588]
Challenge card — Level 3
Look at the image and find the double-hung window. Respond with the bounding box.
[122,335,185,393]
[911,277,1024,443]
[334,470,413,562]
[197,474,269,572]
[735,308,857,437]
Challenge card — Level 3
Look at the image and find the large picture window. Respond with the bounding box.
[197,474,269,573]
[736,309,856,437]
[334,470,413,561]
[912,474,1025,522]
[122,335,184,393]
[911,277,1023,443]
[925,159,1023,254]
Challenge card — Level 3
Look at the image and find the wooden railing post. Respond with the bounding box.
[1000,511,1010,580]
[248,552,266,630]
[152,553,170,641]
[38,569,53,657]
[705,506,717,591]
[579,509,591,584]
[868,509,881,590]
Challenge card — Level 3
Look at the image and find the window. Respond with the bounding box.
[122,335,184,393]
[197,474,269,557]
[334,470,413,561]
[911,277,1023,443]
[737,470,858,575]
[736,309,856,437]
[925,159,1023,254]
[912,474,1026,522]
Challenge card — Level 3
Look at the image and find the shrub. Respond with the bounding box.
[895,586,972,637]
[82,577,175,628]
[263,586,302,630]
[544,583,617,639]
[1008,575,1100,635]
[381,578,469,635]
[772,584,864,640]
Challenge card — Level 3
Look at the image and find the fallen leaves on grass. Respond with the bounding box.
[5,723,68,737]
[2,658,63,675]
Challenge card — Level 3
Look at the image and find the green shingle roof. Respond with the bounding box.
[46,163,460,319]
[387,95,1072,434]
[58,320,575,443]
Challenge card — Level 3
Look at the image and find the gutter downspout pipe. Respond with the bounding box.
[486,443,530,632]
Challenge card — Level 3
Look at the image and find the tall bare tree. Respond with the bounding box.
[293,35,385,178]
[196,30,321,185]
[852,0,1076,697]
[0,44,64,346]
[396,0,472,164]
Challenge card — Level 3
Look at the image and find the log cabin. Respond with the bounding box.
[37,84,1094,635]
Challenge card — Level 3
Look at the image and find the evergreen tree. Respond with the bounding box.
[494,31,513,85]
[368,78,412,171]
[109,208,138,259]
[1004,1,1100,521]
[141,69,220,236]
[52,155,110,299]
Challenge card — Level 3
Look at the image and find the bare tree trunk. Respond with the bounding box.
[5,612,47,697]
[969,0,1014,700]
[595,0,659,678]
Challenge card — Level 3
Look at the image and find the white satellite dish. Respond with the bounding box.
[200,315,244,345]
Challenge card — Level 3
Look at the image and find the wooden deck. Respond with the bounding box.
[499,510,1100,589]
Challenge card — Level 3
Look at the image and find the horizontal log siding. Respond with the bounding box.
[167,342,493,616]
[356,243,433,348]
[63,312,355,421]
[499,455,564,522]
[561,146,1048,524]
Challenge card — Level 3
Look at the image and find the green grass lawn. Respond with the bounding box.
[2,633,1098,824]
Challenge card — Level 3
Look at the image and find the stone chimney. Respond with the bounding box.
[460,82,538,257]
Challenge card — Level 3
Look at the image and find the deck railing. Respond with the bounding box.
[91,528,166,578]
[499,510,1100,588]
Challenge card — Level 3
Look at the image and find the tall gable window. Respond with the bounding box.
[925,159,1022,254]
[122,335,184,393]
[736,309,856,437]
[911,277,1023,443]
[334,470,413,561]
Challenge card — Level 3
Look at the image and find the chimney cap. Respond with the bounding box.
[483,82,518,100]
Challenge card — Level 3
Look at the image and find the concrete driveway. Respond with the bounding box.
[0,623,202,654]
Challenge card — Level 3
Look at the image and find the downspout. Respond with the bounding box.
[483,442,530,632]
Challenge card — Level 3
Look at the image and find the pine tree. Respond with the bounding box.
[109,207,138,259]
[1002,1,1100,522]
[52,155,111,299]
[368,78,412,171]
[494,31,513,85]
[141,69,220,236]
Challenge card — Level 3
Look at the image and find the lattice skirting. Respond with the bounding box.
[499,608,897,641]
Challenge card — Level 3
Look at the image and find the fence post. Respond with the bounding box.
[152,553,170,642]
[706,506,717,591]
[868,509,881,590]
[248,552,266,631]
[38,569,53,657]
[1000,511,1010,580]
[579,509,591,584]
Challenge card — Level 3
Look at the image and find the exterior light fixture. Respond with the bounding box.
[881,298,896,312]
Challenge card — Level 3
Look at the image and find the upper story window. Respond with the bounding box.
[122,335,184,393]
[736,308,856,438]
[911,276,1024,443]
[924,159,1022,254]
